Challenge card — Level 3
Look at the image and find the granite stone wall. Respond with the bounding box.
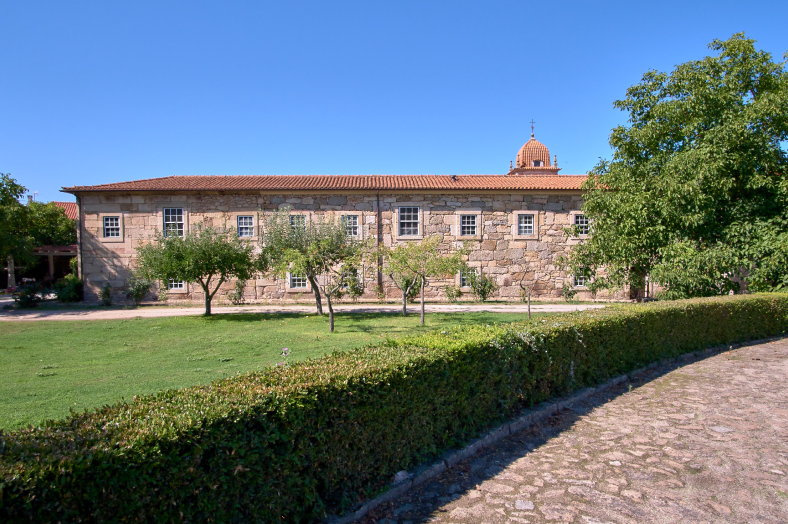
[76,191,627,304]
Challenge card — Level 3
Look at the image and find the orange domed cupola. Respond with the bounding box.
[516,136,551,169]
[507,123,561,175]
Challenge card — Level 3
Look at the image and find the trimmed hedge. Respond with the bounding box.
[1,294,787,522]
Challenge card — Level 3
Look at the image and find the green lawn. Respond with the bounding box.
[0,311,544,430]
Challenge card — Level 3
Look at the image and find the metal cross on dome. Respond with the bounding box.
[530,119,536,135]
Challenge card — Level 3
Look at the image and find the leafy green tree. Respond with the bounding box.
[261,208,368,331]
[565,34,788,298]
[1,175,77,286]
[136,225,256,315]
[383,236,466,324]
[25,201,77,248]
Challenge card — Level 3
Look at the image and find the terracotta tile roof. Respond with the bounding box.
[62,174,587,193]
[53,201,78,220]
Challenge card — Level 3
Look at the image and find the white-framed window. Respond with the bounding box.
[533,160,543,167]
[164,208,184,237]
[574,214,590,236]
[237,215,255,237]
[518,214,535,236]
[168,279,185,290]
[399,206,420,236]
[289,274,308,288]
[342,214,359,237]
[460,268,477,288]
[574,274,588,287]
[459,215,477,236]
[103,216,121,238]
[289,214,306,231]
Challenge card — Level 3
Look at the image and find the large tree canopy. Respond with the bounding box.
[1,174,76,271]
[567,34,788,298]
[136,225,256,315]
[261,208,368,330]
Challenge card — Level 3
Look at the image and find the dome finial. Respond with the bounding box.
[529,119,536,138]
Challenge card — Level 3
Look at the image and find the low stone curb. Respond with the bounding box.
[325,336,783,524]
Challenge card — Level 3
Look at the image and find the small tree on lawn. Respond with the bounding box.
[136,225,256,316]
[262,208,368,330]
[383,236,466,325]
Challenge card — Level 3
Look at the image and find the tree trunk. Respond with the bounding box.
[308,275,323,315]
[326,293,335,333]
[7,256,15,288]
[200,280,212,316]
[420,276,425,326]
[402,285,408,317]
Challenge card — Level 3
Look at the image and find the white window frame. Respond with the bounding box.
[166,279,188,294]
[163,207,185,238]
[458,267,477,289]
[569,211,590,238]
[97,213,125,243]
[286,272,311,291]
[459,214,477,237]
[237,215,255,238]
[511,212,539,240]
[398,206,421,237]
[289,213,307,231]
[341,213,361,238]
[574,274,588,288]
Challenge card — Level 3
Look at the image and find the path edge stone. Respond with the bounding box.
[324,335,784,523]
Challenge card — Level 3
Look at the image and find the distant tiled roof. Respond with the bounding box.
[53,201,78,220]
[62,174,587,193]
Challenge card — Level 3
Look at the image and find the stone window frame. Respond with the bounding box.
[455,262,481,291]
[166,278,189,295]
[339,212,363,239]
[286,271,311,292]
[97,212,125,243]
[156,203,189,238]
[451,208,483,240]
[511,211,540,240]
[568,210,590,239]
[229,211,260,240]
[288,210,311,231]
[394,203,429,241]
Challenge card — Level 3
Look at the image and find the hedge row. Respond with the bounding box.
[2,294,787,522]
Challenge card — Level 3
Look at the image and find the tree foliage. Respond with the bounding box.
[382,236,466,324]
[0,175,76,272]
[261,208,369,331]
[566,34,788,298]
[136,225,256,315]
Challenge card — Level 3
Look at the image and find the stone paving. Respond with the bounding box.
[359,338,788,524]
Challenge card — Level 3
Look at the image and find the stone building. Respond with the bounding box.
[62,134,625,304]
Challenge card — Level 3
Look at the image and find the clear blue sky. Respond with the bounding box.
[2,1,787,203]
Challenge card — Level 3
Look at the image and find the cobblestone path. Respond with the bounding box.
[360,338,788,524]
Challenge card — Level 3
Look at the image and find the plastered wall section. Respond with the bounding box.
[77,191,627,304]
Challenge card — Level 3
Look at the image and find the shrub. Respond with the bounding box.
[226,279,247,305]
[125,276,152,306]
[1,295,787,523]
[444,285,462,303]
[100,282,113,306]
[12,284,42,308]
[53,274,83,303]
[561,282,578,302]
[467,271,498,301]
